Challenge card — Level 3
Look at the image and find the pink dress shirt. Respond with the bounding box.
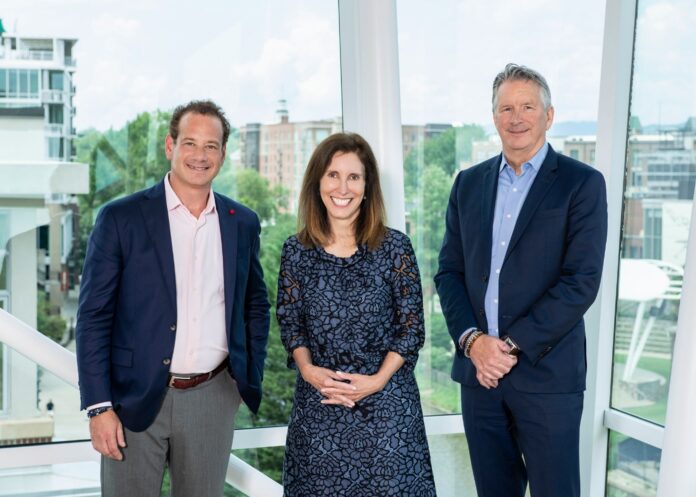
[164,174,228,374]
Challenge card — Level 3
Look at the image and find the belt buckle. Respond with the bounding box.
[168,373,192,388]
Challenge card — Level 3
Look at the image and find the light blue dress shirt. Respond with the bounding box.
[485,142,548,337]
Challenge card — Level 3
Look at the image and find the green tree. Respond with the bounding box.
[214,167,297,484]
[237,210,298,483]
[408,164,452,310]
[37,298,66,343]
[72,110,174,272]
[403,124,485,191]
[629,115,643,134]
[408,164,455,390]
[404,125,485,387]
[214,168,283,222]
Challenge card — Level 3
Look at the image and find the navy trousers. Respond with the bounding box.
[461,380,583,497]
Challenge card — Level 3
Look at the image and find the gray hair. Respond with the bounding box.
[492,63,552,112]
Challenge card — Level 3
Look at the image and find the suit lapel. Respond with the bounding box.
[140,181,177,310]
[216,193,238,333]
[503,148,559,264]
[480,155,501,271]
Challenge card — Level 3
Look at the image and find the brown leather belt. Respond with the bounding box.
[168,359,228,389]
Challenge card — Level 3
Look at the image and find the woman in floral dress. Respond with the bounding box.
[277,132,436,497]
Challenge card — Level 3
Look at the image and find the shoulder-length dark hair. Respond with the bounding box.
[297,132,386,250]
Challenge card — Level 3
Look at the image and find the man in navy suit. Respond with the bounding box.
[76,100,270,496]
[435,64,607,497]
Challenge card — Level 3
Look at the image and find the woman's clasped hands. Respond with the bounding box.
[298,364,387,408]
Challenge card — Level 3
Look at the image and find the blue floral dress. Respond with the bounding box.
[277,229,436,497]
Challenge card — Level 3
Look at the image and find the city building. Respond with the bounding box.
[239,100,341,213]
[560,127,696,260]
[0,30,77,161]
[0,25,87,444]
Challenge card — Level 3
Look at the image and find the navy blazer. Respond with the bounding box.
[435,146,607,393]
[76,180,270,432]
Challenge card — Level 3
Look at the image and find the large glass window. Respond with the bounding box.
[0,69,40,100]
[0,302,6,413]
[30,71,39,95]
[0,0,341,490]
[610,0,696,429]
[396,2,605,493]
[0,210,8,291]
[48,71,64,91]
[48,104,63,125]
[0,211,8,412]
[606,431,659,497]
[8,70,18,96]
[396,0,606,410]
[0,69,7,98]
[18,70,28,97]
[47,137,64,159]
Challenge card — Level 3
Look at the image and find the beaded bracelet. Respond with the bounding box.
[87,406,113,418]
[464,331,484,358]
[463,330,480,353]
[459,330,474,350]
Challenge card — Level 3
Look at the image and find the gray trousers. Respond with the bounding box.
[101,371,241,497]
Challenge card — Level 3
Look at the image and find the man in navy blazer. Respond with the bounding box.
[76,100,270,496]
[435,64,607,497]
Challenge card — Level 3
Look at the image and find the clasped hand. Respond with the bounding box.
[469,335,518,389]
[299,365,386,408]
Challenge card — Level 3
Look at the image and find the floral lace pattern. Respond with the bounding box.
[277,229,436,496]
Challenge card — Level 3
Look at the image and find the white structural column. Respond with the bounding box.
[338,0,405,230]
[8,229,40,417]
[580,0,637,496]
[656,198,696,496]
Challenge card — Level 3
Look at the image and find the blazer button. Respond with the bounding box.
[170,324,176,331]
[163,358,171,365]
[478,308,485,317]
[482,275,488,283]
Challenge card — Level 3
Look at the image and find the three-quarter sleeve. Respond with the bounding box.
[276,239,308,368]
[388,235,426,369]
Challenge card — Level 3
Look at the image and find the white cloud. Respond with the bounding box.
[225,11,341,122]
[4,0,624,131]
[91,15,141,39]
[631,0,696,125]
[397,0,606,125]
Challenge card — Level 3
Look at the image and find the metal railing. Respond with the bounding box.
[0,49,54,61]
[45,123,65,135]
[41,89,65,103]
[0,308,283,496]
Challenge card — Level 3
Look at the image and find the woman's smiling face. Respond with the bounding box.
[319,151,366,229]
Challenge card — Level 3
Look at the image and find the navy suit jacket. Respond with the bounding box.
[76,180,270,432]
[435,146,607,393]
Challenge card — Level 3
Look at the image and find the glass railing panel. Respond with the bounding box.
[606,430,659,497]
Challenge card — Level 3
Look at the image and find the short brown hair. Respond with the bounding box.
[169,100,231,145]
[298,132,386,250]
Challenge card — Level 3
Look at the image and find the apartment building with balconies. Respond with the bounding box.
[0,27,76,161]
